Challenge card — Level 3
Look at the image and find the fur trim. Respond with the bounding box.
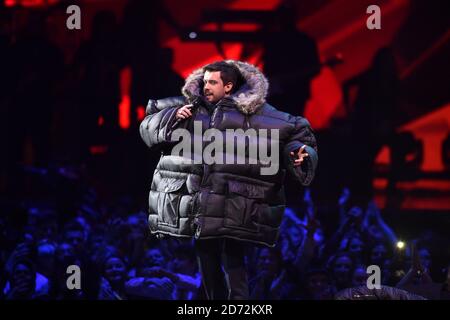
[181,60,269,115]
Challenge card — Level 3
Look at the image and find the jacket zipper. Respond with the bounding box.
[195,104,220,238]
[244,114,250,129]
[200,105,219,187]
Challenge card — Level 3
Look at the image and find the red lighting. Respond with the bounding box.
[97,115,104,127]
[119,67,132,130]
[201,23,260,32]
[118,95,131,130]
[4,0,15,7]
[89,145,108,155]
[136,105,145,121]
[4,0,58,7]
[304,66,343,130]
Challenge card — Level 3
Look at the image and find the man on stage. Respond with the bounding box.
[140,60,318,299]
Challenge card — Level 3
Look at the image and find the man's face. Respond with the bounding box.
[203,71,232,103]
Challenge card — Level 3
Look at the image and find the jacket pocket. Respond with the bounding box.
[153,177,187,228]
[223,180,267,233]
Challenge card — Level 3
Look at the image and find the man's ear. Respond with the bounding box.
[224,82,233,94]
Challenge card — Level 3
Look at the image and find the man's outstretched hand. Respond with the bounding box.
[290,145,309,167]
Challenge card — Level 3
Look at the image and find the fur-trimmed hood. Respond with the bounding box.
[181,60,269,115]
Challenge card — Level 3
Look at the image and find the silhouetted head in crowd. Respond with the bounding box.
[303,268,334,300]
[257,247,283,278]
[26,208,58,242]
[351,265,369,287]
[102,252,128,291]
[366,224,385,244]
[401,242,433,274]
[327,252,355,290]
[418,248,432,271]
[348,236,365,258]
[368,242,395,284]
[63,222,86,256]
[369,242,391,266]
[409,245,432,272]
[87,228,106,255]
[55,241,81,292]
[56,242,75,264]
[171,244,197,275]
[340,234,365,263]
[36,241,56,278]
[74,216,91,237]
[143,247,166,268]
[9,259,36,299]
[346,205,364,226]
[287,224,304,248]
[126,213,146,238]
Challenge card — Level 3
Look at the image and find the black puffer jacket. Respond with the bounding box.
[140,60,318,247]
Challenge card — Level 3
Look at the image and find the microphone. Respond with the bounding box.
[171,96,204,130]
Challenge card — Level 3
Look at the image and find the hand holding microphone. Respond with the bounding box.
[175,104,194,120]
[171,104,193,130]
[171,96,204,129]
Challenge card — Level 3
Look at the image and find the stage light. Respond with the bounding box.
[396,241,405,249]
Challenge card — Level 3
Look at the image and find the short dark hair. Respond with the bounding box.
[203,61,243,93]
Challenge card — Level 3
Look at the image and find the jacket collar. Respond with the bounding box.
[182,60,269,115]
